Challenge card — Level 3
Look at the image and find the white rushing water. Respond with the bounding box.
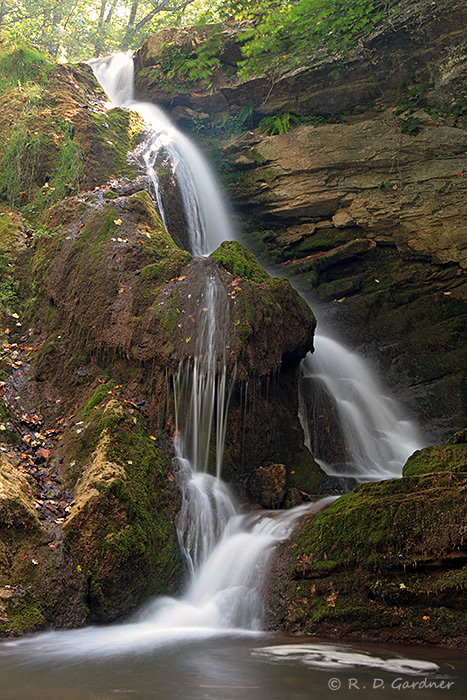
[90,52,234,255]
[0,53,425,659]
[87,52,331,646]
[299,334,423,480]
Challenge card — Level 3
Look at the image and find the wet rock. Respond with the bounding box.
[265,432,467,647]
[247,464,286,509]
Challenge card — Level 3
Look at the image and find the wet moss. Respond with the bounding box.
[403,430,467,476]
[293,472,467,572]
[63,400,182,621]
[162,289,181,341]
[269,432,467,644]
[210,241,269,283]
[2,598,45,634]
[89,108,142,182]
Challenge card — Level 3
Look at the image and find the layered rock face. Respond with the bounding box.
[134,0,467,443]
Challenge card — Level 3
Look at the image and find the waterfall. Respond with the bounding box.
[173,272,237,573]
[3,52,425,656]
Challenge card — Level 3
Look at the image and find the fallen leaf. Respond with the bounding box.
[113,218,122,225]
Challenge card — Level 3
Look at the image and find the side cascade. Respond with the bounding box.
[299,333,423,480]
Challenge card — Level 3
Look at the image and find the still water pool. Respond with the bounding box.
[0,633,465,700]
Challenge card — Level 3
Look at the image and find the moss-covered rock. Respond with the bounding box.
[0,455,73,637]
[266,432,467,647]
[63,399,183,622]
[403,429,467,476]
[0,44,143,224]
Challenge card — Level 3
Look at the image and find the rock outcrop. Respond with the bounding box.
[134,0,467,123]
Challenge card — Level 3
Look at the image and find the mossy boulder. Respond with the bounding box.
[266,432,467,647]
[210,241,316,379]
[403,429,467,476]
[63,399,183,622]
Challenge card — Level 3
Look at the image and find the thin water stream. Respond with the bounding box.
[0,52,446,697]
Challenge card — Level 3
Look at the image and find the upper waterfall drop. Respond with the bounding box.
[89,52,236,256]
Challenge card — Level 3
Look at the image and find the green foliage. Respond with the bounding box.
[394,80,433,115]
[259,112,347,135]
[215,0,400,78]
[0,1,221,61]
[400,115,421,134]
[260,113,296,135]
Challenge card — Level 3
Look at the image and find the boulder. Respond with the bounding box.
[247,464,286,509]
[265,434,467,647]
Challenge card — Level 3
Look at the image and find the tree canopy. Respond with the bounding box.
[0,0,220,60]
[0,0,398,69]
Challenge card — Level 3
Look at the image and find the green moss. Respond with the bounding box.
[140,251,190,283]
[0,126,49,208]
[89,107,142,181]
[2,599,45,634]
[403,431,467,476]
[0,212,19,252]
[293,472,467,573]
[79,207,119,246]
[63,401,182,620]
[162,289,180,341]
[210,241,270,283]
[47,123,84,200]
[0,45,53,93]
[78,382,113,418]
[317,275,363,301]
[127,190,163,230]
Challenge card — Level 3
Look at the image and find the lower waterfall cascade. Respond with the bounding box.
[2,51,426,657]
